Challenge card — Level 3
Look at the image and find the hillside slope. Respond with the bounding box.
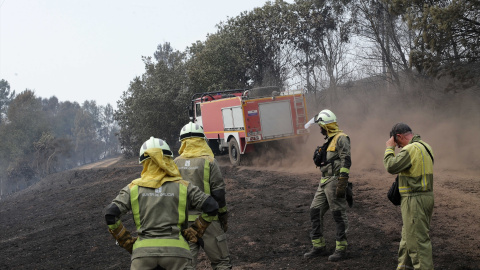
[0,156,479,270]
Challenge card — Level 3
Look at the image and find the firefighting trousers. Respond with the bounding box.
[397,192,434,270]
[188,220,232,270]
[309,177,348,251]
[130,256,193,270]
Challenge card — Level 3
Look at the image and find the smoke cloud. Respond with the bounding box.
[247,85,480,174]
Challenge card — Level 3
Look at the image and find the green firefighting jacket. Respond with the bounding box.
[109,180,211,260]
[320,132,352,183]
[174,155,227,222]
[384,134,434,194]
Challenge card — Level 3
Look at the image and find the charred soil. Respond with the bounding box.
[0,156,479,270]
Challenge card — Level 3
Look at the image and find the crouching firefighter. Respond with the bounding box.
[304,109,353,262]
[104,137,219,270]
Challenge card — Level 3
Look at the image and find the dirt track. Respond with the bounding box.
[0,154,479,270]
[77,156,123,170]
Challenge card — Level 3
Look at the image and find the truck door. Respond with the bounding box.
[258,100,294,139]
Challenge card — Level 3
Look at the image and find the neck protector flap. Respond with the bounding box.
[179,137,214,158]
[131,148,182,188]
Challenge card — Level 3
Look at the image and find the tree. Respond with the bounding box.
[351,0,415,92]
[1,90,48,193]
[219,1,291,88]
[187,1,293,93]
[390,0,480,91]
[74,108,98,164]
[285,0,355,103]
[53,101,81,138]
[187,33,250,92]
[0,79,15,124]
[6,90,48,158]
[33,132,73,176]
[100,103,120,158]
[82,100,102,133]
[116,43,190,156]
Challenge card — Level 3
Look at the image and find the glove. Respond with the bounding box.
[182,226,198,243]
[108,223,137,254]
[218,211,228,232]
[182,216,211,243]
[336,176,348,198]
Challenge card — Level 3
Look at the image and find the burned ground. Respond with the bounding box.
[0,155,479,270]
[1,89,480,269]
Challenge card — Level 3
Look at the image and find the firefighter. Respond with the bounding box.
[104,137,219,270]
[174,122,232,270]
[384,123,434,270]
[304,109,352,261]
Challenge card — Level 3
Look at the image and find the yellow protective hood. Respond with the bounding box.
[322,122,343,138]
[130,148,182,189]
[178,137,214,158]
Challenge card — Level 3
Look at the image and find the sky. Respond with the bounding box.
[0,0,278,108]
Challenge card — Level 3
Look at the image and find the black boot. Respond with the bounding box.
[304,246,328,258]
[328,249,347,261]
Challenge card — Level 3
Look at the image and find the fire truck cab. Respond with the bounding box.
[188,86,309,165]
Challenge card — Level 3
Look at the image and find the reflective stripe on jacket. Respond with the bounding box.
[130,183,189,251]
[384,134,434,194]
[111,180,209,260]
[320,132,351,179]
[175,156,226,222]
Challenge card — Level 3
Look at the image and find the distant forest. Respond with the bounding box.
[0,80,119,198]
[1,0,479,198]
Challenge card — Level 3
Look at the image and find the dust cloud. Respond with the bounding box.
[250,85,480,175]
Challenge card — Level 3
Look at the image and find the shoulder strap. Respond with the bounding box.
[326,132,346,152]
[416,141,434,164]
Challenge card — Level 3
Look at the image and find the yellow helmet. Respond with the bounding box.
[139,136,173,163]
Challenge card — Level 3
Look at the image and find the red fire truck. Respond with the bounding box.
[188,86,309,165]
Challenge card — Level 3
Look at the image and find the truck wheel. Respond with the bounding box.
[228,138,241,166]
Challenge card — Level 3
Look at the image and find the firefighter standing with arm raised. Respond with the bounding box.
[304,109,352,261]
[104,137,219,270]
[174,122,232,270]
[384,123,434,270]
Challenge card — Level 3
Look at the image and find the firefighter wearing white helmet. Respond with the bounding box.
[104,136,219,270]
[304,109,353,262]
[175,122,233,269]
[139,136,173,163]
[179,122,207,141]
[315,109,336,128]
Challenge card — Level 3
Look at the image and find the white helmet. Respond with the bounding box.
[139,136,173,163]
[179,122,206,141]
[315,109,337,127]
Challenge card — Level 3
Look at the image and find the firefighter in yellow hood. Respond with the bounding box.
[104,137,219,270]
[174,122,232,270]
[304,109,352,261]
